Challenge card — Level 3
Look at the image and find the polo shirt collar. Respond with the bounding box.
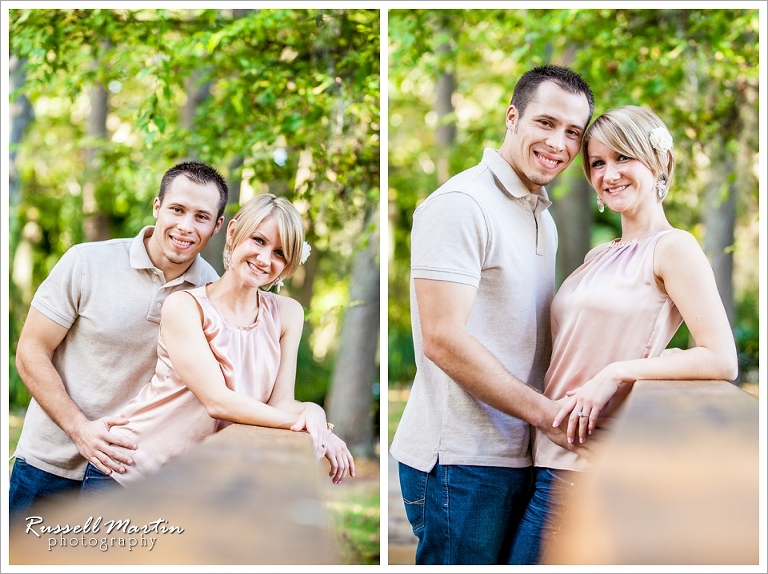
[129,226,206,285]
[481,147,552,208]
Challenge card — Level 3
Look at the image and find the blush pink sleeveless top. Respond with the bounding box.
[533,230,682,472]
[109,285,281,486]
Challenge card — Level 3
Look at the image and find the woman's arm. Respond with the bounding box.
[267,296,357,478]
[161,291,302,430]
[266,295,331,456]
[555,229,738,443]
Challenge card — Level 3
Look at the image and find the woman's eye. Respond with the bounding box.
[618,154,632,161]
[591,160,604,168]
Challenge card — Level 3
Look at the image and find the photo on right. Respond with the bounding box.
[387,7,761,567]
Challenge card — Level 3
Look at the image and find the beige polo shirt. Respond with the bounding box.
[390,148,557,472]
[14,226,219,480]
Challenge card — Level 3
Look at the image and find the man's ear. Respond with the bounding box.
[152,197,161,218]
[505,105,519,131]
[213,216,225,235]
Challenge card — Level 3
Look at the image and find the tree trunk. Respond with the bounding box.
[326,214,380,458]
[703,152,736,327]
[83,81,111,242]
[434,23,455,186]
[551,172,593,286]
[201,156,243,275]
[550,44,592,286]
[10,56,35,301]
[182,71,212,131]
[9,57,34,220]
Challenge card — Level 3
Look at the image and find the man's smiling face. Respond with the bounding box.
[501,80,591,194]
[146,174,222,279]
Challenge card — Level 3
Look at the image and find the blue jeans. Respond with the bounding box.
[399,461,533,565]
[80,462,122,502]
[8,458,82,520]
[507,466,580,564]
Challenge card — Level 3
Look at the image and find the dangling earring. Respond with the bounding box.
[223,246,232,269]
[596,195,605,213]
[656,176,668,200]
[270,278,284,293]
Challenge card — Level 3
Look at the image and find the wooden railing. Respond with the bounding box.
[9,425,340,565]
[543,380,759,565]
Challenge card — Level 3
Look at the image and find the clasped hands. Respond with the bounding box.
[550,366,622,446]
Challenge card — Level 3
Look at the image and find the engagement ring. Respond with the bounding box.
[577,412,588,417]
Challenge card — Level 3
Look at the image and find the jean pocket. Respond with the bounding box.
[400,465,427,533]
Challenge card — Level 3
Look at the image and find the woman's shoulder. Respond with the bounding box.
[654,228,709,277]
[265,292,304,329]
[271,292,303,312]
[655,228,702,256]
[269,292,304,325]
[165,287,202,309]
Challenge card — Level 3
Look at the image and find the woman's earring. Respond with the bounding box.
[596,196,605,213]
[656,176,668,200]
[223,247,232,269]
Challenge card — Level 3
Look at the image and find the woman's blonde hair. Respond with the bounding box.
[582,105,676,197]
[224,194,305,286]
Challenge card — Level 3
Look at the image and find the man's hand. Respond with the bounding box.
[70,416,136,474]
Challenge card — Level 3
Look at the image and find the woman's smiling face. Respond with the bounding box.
[587,138,657,214]
[227,215,287,289]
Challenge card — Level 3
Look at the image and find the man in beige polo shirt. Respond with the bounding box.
[10,161,227,517]
[390,65,593,564]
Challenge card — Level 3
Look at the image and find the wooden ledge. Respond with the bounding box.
[10,424,339,565]
[543,380,759,565]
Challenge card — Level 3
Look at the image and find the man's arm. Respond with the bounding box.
[15,307,137,475]
[415,278,585,454]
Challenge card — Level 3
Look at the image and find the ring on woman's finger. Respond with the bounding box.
[577,412,589,418]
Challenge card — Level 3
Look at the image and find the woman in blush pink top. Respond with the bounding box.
[508,106,737,564]
[81,194,355,496]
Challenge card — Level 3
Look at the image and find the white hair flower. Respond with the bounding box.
[650,126,673,154]
[301,242,311,264]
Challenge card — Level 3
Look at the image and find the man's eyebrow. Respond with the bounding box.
[534,113,584,130]
[166,202,215,216]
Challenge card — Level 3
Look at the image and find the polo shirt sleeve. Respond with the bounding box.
[410,191,488,288]
[30,246,84,329]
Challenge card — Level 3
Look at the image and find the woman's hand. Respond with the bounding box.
[324,433,355,484]
[290,402,330,458]
[553,366,623,444]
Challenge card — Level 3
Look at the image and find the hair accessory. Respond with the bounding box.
[649,125,673,154]
[596,196,605,213]
[301,242,311,264]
